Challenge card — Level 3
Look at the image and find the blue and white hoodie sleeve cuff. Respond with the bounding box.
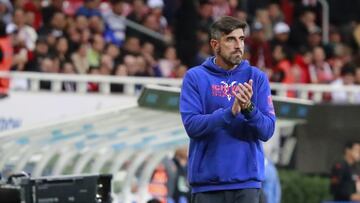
[243,107,261,121]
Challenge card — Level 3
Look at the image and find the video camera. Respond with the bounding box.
[0,172,112,203]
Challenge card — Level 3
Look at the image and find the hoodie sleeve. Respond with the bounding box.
[180,71,235,139]
[243,72,276,141]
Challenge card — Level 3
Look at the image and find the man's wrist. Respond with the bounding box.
[241,102,254,115]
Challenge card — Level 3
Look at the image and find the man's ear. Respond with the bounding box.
[210,39,219,52]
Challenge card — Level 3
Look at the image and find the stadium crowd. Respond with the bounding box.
[1,0,360,97]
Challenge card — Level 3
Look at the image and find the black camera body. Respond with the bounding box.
[0,173,112,203]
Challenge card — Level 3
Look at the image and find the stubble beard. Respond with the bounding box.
[217,47,243,67]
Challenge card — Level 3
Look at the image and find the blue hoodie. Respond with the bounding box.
[180,57,276,193]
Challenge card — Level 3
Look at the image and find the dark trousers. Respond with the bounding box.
[191,189,260,203]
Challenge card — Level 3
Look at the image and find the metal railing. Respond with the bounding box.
[2,71,360,103]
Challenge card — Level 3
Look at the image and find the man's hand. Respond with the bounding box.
[231,97,241,116]
[233,79,253,108]
[231,79,253,115]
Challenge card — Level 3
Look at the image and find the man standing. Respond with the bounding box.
[330,141,360,201]
[179,16,276,203]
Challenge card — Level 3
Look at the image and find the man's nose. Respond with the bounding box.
[234,39,241,49]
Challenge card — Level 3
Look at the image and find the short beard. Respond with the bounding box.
[217,47,243,67]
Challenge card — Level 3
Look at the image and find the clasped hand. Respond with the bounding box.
[231,79,253,116]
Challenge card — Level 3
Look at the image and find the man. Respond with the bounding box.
[168,147,191,203]
[179,16,276,203]
[330,141,360,201]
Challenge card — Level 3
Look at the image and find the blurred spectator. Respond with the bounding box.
[245,0,271,19]
[41,57,59,73]
[328,28,346,59]
[0,0,13,24]
[61,61,77,92]
[306,26,324,51]
[170,64,187,78]
[141,41,157,68]
[147,0,167,31]
[26,38,48,72]
[309,46,334,84]
[271,44,299,97]
[148,163,169,203]
[38,11,66,38]
[0,21,12,98]
[142,13,161,32]
[289,9,317,52]
[103,0,126,46]
[123,54,138,76]
[234,9,248,23]
[75,0,101,18]
[22,0,42,30]
[271,45,294,84]
[11,42,28,71]
[330,141,360,201]
[120,36,142,59]
[126,0,148,37]
[134,55,155,76]
[148,147,190,203]
[105,43,121,67]
[71,43,90,74]
[110,64,127,93]
[293,0,321,24]
[88,15,105,34]
[88,34,105,67]
[212,0,232,20]
[329,48,353,81]
[41,0,64,27]
[247,22,272,70]
[75,15,89,32]
[80,29,91,45]
[66,25,81,54]
[167,147,190,203]
[270,22,292,54]
[262,157,281,203]
[55,37,70,67]
[158,46,180,77]
[292,50,312,83]
[140,13,169,57]
[331,65,358,103]
[99,54,113,75]
[128,0,148,24]
[87,66,100,92]
[254,8,273,40]
[197,1,214,34]
[39,57,60,90]
[7,8,38,51]
[268,3,284,25]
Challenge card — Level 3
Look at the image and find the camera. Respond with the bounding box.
[0,173,112,203]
